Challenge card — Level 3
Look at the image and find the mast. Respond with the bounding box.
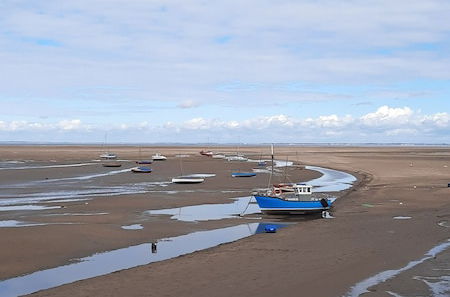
[267,143,274,188]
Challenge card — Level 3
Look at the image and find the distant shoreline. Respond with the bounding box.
[0,142,449,147]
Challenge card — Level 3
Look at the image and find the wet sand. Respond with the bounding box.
[0,145,449,297]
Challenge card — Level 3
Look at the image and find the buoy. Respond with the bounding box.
[264,225,277,233]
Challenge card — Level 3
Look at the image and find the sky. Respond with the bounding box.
[0,0,449,144]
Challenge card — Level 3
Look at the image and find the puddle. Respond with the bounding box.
[438,221,450,228]
[0,220,46,227]
[0,181,171,207]
[0,162,96,170]
[36,168,133,182]
[0,222,287,297]
[413,275,450,296]
[44,212,109,217]
[393,216,412,220]
[0,220,78,228]
[343,239,450,297]
[306,166,356,192]
[121,224,144,230]
[147,196,260,222]
[0,205,61,212]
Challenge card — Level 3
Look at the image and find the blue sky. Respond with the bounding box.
[0,0,449,144]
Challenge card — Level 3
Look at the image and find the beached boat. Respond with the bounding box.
[171,176,205,184]
[254,184,335,214]
[131,166,152,173]
[100,152,117,160]
[152,153,167,161]
[231,172,256,177]
[226,155,248,162]
[136,160,152,164]
[199,150,213,157]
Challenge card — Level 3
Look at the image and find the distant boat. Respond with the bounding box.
[152,153,167,161]
[199,150,213,157]
[136,147,152,164]
[231,172,256,177]
[131,166,152,173]
[100,152,117,160]
[257,161,267,167]
[100,133,117,160]
[102,162,122,167]
[136,160,152,164]
[171,176,205,184]
[226,155,248,162]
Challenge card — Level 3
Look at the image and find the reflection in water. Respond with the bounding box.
[0,223,286,297]
[147,197,260,222]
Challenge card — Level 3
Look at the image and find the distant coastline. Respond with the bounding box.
[0,141,448,147]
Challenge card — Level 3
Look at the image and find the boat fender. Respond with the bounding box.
[320,198,329,207]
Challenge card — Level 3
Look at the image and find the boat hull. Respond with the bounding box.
[131,167,152,173]
[254,195,334,214]
[171,178,204,184]
[231,172,256,177]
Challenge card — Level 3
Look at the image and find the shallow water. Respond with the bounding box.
[344,239,450,297]
[0,205,61,212]
[0,222,287,297]
[306,166,356,192]
[147,196,260,222]
[0,162,96,170]
[0,220,46,228]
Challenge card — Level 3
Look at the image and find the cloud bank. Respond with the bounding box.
[1,106,448,143]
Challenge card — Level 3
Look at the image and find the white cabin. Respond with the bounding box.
[293,184,312,195]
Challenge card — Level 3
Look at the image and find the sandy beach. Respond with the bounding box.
[0,145,449,297]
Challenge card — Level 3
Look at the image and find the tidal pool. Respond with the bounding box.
[0,222,287,297]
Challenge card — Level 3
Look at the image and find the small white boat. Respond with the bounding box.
[226,155,248,162]
[100,152,117,160]
[171,176,205,184]
[152,153,167,161]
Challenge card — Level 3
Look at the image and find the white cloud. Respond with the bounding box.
[57,119,83,130]
[177,100,200,109]
[360,106,414,126]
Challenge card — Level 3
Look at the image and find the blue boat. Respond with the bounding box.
[131,166,152,173]
[254,184,335,215]
[231,172,256,177]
